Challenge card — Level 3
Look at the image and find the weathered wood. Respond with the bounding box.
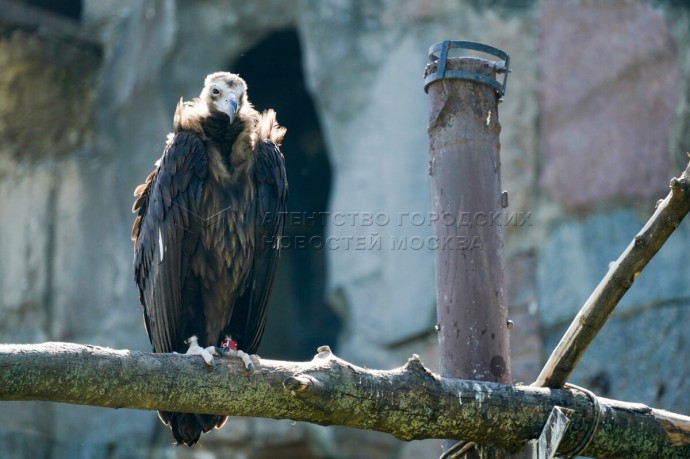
[535,407,571,458]
[534,161,690,389]
[1,343,690,457]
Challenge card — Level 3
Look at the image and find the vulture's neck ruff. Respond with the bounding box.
[203,109,247,157]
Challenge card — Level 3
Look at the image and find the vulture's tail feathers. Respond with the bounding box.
[158,411,228,446]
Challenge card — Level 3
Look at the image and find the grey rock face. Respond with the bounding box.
[537,209,690,330]
[545,301,690,414]
[538,0,678,209]
[1,0,688,458]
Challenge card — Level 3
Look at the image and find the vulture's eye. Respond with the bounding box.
[211,88,221,96]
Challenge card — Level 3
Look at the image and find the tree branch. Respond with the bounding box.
[1,343,690,457]
[534,161,690,389]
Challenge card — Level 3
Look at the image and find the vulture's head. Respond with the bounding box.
[200,72,248,124]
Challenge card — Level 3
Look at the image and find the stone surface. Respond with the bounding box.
[538,0,678,209]
[0,0,688,458]
[309,32,437,363]
[0,165,53,343]
[537,209,690,329]
[0,1,299,457]
[506,255,542,384]
[544,301,690,414]
[667,5,690,172]
[300,0,540,371]
[0,32,98,161]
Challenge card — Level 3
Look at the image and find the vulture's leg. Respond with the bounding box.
[183,335,218,366]
[218,336,255,372]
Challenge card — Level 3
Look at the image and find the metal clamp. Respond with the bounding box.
[562,383,603,458]
[424,40,510,97]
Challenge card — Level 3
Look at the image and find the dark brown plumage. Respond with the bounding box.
[131,72,287,446]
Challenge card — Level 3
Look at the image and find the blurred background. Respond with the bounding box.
[1,0,689,458]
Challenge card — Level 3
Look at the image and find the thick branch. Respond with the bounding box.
[535,162,690,388]
[1,343,690,457]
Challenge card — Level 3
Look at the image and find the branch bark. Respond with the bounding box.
[2,343,690,457]
[534,161,690,388]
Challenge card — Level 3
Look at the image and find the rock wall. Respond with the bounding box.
[0,0,688,458]
[535,0,690,416]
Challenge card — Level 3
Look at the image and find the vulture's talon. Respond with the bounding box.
[223,349,255,372]
[237,350,254,373]
[183,335,216,366]
[217,337,255,372]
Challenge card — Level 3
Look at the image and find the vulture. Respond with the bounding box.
[131,72,287,446]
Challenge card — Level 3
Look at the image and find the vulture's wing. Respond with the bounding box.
[132,132,207,353]
[233,139,288,354]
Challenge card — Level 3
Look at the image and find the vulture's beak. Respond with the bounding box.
[226,95,238,123]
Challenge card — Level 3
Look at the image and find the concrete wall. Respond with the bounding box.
[0,0,688,458]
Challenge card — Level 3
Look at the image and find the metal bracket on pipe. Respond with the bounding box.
[423,40,510,97]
